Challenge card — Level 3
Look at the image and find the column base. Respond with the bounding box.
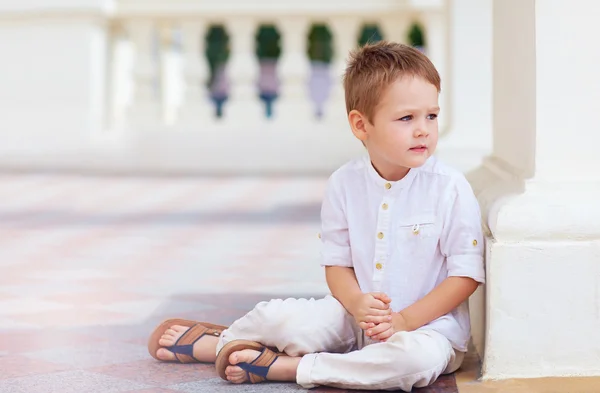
[469,157,600,379]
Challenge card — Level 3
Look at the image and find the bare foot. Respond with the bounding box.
[156,325,219,362]
[225,349,301,384]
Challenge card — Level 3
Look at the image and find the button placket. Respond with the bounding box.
[373,181,394,289]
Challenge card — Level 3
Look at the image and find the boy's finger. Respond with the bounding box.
[372,328,395,342]
[367,308,392,317]
[359,321,375,330]
[368,298,390,310]
[366,322,391,337]
[363,314,392,324]
[371,292,392,303]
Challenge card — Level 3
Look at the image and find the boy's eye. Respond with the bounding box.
[427,114,438,120]
[399,115,412,121]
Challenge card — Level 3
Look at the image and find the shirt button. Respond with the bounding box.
[377,232,384,239]
[375,262,383,270]
[385,183,392,190]
[382,203,388,210]
[472,239,478,246]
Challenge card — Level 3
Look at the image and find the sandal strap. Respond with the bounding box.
[237,347,279,383]
[171,324,223,363]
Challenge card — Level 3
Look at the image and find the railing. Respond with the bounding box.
[107,0,446,134]
[0,0,447,174]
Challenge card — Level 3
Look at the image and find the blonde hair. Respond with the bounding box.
[343,41,441,123]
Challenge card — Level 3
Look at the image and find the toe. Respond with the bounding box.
[229,348,261,366]
[164,328,177,336]
[171,325,188,333]
[158,335,175,346]
[225,365,247,384]
[156,348,177,361]
[225,365,243,376]
[228,373,247,384]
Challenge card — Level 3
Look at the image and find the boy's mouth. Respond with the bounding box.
[409,145,428,152]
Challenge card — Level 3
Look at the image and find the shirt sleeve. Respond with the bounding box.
[319,174,353,267]
[439,175,485,284]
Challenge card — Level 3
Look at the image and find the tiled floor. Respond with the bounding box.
[0,173,597,392]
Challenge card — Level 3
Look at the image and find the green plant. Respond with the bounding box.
[408,22,425,48]
[256,24,281,60]
[205,25,230,86]
[307,24,333,63]
[358,24,383,46]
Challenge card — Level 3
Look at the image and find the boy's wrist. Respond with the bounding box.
[345,291,363,316]
[393,311,412,332]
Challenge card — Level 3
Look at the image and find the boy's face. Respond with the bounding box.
[349,76,439,180]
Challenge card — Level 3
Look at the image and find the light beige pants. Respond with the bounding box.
[216,295,464,391]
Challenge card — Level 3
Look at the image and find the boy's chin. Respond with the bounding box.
[401,156,430,169]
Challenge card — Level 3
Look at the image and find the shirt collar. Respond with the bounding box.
[364,155,420,192]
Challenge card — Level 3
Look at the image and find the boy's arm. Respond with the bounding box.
[394,176,485,333]
[325,266,362,311]
[396,277,479,331]
[319,176,361,310]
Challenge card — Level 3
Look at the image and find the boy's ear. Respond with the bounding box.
[348,110,369,142]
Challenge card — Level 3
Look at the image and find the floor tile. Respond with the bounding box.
[23,342,149,368]
[0,370,151,393]
[91,361,216,386]
[0,355,68,380]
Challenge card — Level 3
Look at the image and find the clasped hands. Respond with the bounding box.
[349,292,408,342]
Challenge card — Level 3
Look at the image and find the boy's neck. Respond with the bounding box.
[370,159,410,182]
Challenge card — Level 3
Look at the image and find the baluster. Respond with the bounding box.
[177,19,214,128]
[326,16,361,122]
[126,20,162,128]
[275,16,312,121]
[380,15,409,44]
[224,17,263,123]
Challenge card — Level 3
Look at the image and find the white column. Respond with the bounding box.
[435,0,493,172]
[0,2,112,145]
[420,10,448,132]
[126,19,162,129]
[472,0,600,380]
[223,17,263,123]
[177,19,214,129]
[326,16,362,122]
[274,16,312,122]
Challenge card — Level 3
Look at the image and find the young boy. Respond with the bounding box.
[148,41,485,391]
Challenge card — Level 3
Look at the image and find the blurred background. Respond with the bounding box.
[0,0,492,175]
[0,0,501,392]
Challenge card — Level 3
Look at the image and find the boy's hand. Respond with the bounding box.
[366,311,410,342]
[349,292,392,329]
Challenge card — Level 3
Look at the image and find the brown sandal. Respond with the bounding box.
[148,318,227,363]
[215,339,281,383]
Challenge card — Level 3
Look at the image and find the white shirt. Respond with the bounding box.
[319,155,485,352]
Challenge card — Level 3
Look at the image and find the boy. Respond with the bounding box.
[148,41,485,391]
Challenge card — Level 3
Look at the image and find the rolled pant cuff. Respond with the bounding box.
[296,353,318,389]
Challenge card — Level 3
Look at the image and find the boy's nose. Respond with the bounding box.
[414,127,429,137]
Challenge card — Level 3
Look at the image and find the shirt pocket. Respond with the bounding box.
[395,214,440,259]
